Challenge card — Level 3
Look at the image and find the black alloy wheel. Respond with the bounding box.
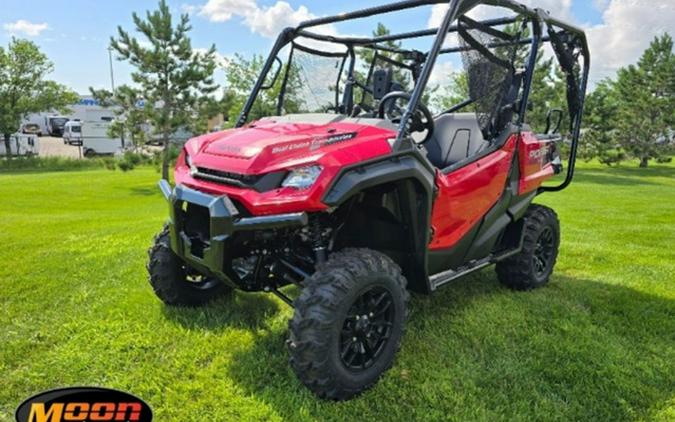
[533,226,556,278]
[496,204,560,290]
[340,287,395,370]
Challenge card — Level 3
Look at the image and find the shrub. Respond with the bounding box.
[0,156,106,173]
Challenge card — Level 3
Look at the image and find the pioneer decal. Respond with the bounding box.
[528,147,548,162]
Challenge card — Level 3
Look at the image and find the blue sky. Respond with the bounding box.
[1,1,671,93]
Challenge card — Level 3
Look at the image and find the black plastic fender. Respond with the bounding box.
[322,149,436,293]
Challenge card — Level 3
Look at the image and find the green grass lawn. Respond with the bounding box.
[1,162,673,421]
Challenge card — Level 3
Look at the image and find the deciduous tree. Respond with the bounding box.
[0,38,77,157]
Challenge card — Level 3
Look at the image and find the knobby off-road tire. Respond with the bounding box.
[288,248,410,400]
[496,204,560,290]
[147,225,232,306]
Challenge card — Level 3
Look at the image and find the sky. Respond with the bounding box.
[1,0,673,94]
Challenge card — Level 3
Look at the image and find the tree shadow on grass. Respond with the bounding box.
[573,172,664,187]
[607,164,675,179]
[571,164,675,187]
[129,186,161,196]
[162,292,281,331]
[224,272,675,421]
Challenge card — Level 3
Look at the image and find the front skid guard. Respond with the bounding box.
[159,180,308,284]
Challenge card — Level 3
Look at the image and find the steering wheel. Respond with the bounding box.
[378,91,435,143]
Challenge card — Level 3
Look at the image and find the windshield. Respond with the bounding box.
[248,38,424,120]
[246,18,528,131]
[51,118,68,127]
[283,43,347,114]
[71,125,81,133]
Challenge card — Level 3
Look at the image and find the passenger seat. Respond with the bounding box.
[424,113,490,169]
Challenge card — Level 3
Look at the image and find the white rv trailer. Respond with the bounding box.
[63,121,83,145]
[81,118,126,156]
[0,134,39,156]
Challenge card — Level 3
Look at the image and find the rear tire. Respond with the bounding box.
[288,248,409,400]
[147,225,232,306]
[496,204,560,290]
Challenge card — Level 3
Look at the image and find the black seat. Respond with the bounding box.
[425,113,490,169]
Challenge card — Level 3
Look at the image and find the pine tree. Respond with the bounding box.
[614,34,675,167]
[109,0,219,179]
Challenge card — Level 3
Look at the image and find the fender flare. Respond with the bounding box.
[322,151,435,207]
[322,151,436,293]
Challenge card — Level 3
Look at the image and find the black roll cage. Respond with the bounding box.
[235,0,590,192]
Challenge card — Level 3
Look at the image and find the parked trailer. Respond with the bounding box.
[81,120,125,157]
[63,121,83,146]
[0,134,39,156]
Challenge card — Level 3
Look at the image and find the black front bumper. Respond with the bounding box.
[159,180,308,284]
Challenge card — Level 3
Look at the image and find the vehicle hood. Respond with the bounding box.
[184,118,396,175]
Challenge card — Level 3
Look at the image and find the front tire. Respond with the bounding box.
[288,248,409,400]
[496,204,560,290]
[147,225,232,306]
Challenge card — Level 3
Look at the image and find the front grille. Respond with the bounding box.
[193,167,260,188]
[192,167,287,193]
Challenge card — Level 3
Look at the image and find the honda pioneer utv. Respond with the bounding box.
[148,0,589,400]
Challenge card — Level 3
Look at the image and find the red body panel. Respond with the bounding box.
[175,119,395,215]
[429,135,517,251]
[517,131,555,195]
[176,120,557,252]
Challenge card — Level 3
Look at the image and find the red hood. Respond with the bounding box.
[185,118,396,175]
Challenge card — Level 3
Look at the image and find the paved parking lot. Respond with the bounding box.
[39,136,83,158]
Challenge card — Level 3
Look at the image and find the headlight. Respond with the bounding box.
[281,165,322,189]
[185,152,197,175]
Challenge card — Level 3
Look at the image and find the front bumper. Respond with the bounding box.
[159,180,308,283]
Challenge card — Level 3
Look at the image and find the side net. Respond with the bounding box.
[458,16,524,139]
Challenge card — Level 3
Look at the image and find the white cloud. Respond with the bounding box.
[428,0,574,29]
[3,19,49,37]
[427,0,674,87]
[586,0,675,84]
[428,61,455,87]
[427,4,449,29]
[592,0,610,12]
[199,0,331,38]
[194,47,231,68]
[243,2,314,38]
[199,0,258,23]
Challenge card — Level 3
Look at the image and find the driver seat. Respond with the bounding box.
[425,113,490,169]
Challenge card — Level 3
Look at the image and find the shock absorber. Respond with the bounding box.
[309,216,327,264]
